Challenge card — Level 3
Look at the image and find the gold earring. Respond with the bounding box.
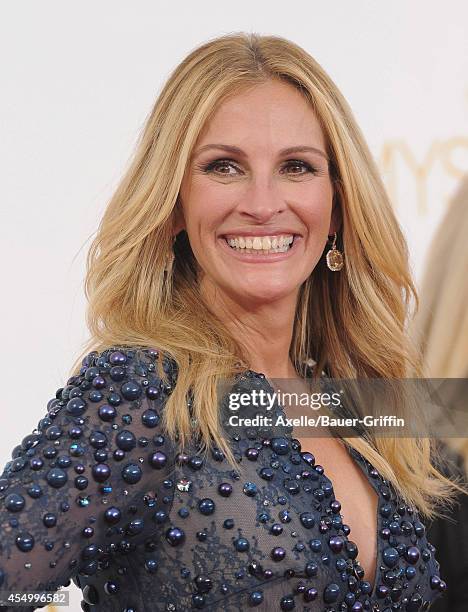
[163,235,176,273]
[326,232,344,271]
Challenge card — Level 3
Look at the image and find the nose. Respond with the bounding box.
[236,175,286,221]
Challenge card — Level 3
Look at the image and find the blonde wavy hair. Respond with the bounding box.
[411,174,468,473]
[70,31,464,519]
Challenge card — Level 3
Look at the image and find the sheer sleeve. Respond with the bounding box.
[0,345,177,610]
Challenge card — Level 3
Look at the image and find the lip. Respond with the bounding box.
[220,230,302,238]
[218,234,302,263]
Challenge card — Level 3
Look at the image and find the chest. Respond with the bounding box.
[295,436,379,587]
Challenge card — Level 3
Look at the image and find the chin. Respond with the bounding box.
[231,283,298,303]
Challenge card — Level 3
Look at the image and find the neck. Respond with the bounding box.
[200,276,301,380]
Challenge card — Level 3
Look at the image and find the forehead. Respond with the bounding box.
[196,80,327,151]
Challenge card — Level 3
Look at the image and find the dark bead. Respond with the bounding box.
[299,512,315,529]
[283,479,300,495]
[146,386,160,400]
[360,580,372,594]
[145,558,158,573]
[98,404,117,421]
[104,507,122,525]
[271,437,290,455]
[66,397,87,416]
[94,449,108,462]
[194,575,213,593]
[198,498,215,515]
[121,380,143,401]
[149,452,167,469]
[405,546,420,565]
[142,409,160,428]
[165,527,185,546]
[57,455,72,468]
[218,482,233,497]
[270,523,283,536]
[116,430,137,451]
[92,463,111,482]
[406,566,416,580]
[15,531,34,552]
[122,463,142,484]
[192,593,205,608]
[309,539,322,553]
[305,562,318,577]
[29,457,44,470]
[249,590,264,606]
[259,467,274,481]
[245,448,259,460]
[126,518,144,535]
[45,468,68,488]
[303,587,318,602]
[328,535,344,553]
[279,594,295,610]
[43,513,57,528]
[376,585,389,598]
[414,521,425,538]
[323,582,340,603]
[109,350,127,365]
[89,431,107,449]
[243,482,257,496]
[103,581,119,595]
[382,546,399,568]
[271,547,286,561]
[234,537,249,552]
[189,456,203,470]
[4,493,25,513]
[45,426,63,440]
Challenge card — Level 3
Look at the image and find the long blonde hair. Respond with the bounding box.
[411,174,468,472]
[70,31,464,519]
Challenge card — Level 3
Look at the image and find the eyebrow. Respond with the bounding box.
[193,143,329,161]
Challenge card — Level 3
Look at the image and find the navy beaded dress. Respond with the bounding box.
[0,346,447,611]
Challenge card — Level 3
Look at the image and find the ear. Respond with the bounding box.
[172,197,186,235]
[328,191,342,236]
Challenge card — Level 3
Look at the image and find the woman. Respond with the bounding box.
[410,174,468,612]
[0,32,462,611]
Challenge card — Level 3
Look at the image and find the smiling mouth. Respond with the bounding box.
[222,234,299,255]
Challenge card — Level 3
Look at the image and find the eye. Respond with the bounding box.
[202,159,242,176]
[281,159,318,175]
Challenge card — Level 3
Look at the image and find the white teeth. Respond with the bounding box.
[224,234,296,254]
[252,237,262,250]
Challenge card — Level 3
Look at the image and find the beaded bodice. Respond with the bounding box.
[0,346,446,611]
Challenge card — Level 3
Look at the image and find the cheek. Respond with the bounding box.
[183,180,233,234]
[296,184,334,231]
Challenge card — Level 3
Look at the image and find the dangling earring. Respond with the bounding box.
[326,232,344,271]
[163,235,176,273]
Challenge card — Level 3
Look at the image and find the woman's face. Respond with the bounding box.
[177,79,340,306]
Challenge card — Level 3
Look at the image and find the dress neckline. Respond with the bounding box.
[229,365,387,600]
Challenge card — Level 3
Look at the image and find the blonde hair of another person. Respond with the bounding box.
[411,175,468,472]
[70,32,465,519]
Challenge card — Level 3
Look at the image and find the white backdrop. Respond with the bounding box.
[1,1,467,609]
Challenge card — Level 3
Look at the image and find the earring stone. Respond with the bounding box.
[325,232,344,271]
